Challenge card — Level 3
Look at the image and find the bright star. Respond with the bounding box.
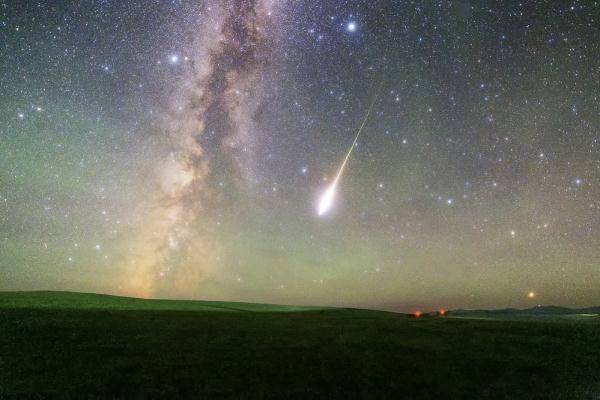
[347,22,356,32]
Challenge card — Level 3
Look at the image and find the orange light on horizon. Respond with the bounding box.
[439,309,446,316]
[414,311,421,318]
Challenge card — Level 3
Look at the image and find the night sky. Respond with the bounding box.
[1,0,598,312]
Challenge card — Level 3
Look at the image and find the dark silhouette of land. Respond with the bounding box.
[1,291,598,398]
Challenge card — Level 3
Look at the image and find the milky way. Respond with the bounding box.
[118,0,280,298]
[1,1,598,311]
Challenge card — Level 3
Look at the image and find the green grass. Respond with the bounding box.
[1,292,599,399]
[0,291,332,313]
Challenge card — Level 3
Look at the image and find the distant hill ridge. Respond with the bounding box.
[449,305,600,318]
[1,291,599,317]
[0,290,337,313]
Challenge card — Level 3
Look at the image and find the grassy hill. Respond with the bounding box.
[0,290,335,313]
[1,291,599,399]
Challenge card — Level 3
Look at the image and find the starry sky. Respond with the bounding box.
[1,0,598,312]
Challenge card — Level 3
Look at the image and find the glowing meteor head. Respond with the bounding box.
[317,183,337,216]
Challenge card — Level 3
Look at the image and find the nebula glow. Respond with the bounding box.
[112,0,282,298]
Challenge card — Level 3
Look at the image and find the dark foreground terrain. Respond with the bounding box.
[1,292,599,399]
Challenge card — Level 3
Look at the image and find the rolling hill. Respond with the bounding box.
[1,291,599,399]
[0,290,335,313]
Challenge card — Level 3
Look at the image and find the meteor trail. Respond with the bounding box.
[317,83,382,216]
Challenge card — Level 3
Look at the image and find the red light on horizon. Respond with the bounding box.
[414,311,421,317]
[439,309,446,316]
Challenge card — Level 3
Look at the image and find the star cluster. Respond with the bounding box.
[1,0,598,311]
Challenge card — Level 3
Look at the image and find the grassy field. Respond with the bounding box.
[1,292,599,399]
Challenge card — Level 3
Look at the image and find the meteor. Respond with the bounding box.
[317,83,382,216]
